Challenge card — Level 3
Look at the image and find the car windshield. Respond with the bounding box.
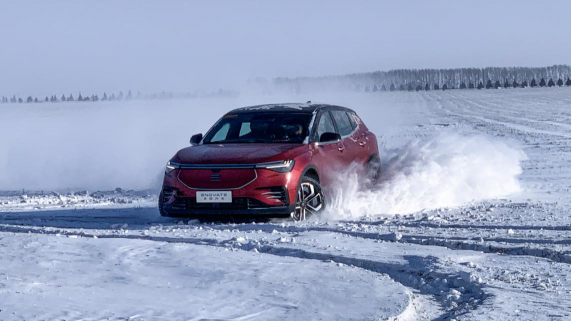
[203,112,313,144]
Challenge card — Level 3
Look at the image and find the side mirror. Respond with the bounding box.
[190,133,203,146]
[319,132,341,143]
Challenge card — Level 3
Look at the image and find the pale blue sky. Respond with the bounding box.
[1,0,570,96]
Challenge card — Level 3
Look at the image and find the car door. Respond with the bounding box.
[310,110,345,186]
[346,110,373,165]
[330,109,361,166]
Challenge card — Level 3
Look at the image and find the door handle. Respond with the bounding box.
[338,146,345,151]
[359,141,367,146]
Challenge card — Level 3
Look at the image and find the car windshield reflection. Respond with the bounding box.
[203,112,313,144]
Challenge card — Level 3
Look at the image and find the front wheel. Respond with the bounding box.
[158,190,169,217]
[292,176,325,221]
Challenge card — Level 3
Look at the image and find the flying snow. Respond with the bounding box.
[325,133,525,218]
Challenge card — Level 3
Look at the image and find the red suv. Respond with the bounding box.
[160,103,380,220]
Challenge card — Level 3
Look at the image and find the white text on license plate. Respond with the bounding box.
[196,191,232,203]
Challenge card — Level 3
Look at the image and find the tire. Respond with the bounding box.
[366,156,382,183]
[158,190,169,217]
[292,176,325,221]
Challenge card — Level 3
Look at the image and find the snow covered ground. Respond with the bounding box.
[2,88,571,320]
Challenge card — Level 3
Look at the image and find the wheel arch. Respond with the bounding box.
[301,165,320,183]
[367,153,381,164]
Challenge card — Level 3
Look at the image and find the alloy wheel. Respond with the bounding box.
[293,180,324,221]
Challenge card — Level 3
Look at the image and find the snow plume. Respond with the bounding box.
[0,100,232,191]
[325,134,525,219]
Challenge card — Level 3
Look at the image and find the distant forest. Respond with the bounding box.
[0,89,237,104]
[270,64,571,93]
[3,65,571,104]
[0,91,139,104]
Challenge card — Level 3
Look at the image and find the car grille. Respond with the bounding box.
[210,173,221,182]
[171,197,272,210]
[178,169,257,189]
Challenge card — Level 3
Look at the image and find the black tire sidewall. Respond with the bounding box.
[296,176,326,216]
[158,190,168,217]
[366,156,382,183]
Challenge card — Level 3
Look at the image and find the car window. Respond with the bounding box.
[210,123,230,142]
[203,112,312,144]
[347,112,358,130]
[239,122,251,136]
[316,111,336,141]
[331,110,353,136]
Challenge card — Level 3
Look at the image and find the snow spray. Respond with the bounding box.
[324,133,525,219]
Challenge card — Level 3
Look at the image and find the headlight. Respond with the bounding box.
[255,160,295,173]
[165,161,178,173]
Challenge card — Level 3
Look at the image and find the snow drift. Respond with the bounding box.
[326,133,525,218]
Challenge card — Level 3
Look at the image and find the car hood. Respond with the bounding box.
[172,143,303,164]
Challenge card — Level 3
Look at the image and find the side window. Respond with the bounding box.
[347,112,358,130]
[331,110,353,136]
[210,123,230,142]
[316,111,336,141]
[239,122,251,137]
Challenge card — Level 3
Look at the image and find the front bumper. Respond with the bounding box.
[160,185,295,219]
[161,201,295,218]
[161,166,301,218]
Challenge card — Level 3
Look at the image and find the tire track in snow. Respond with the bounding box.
[429,92,571,139]
[3,206,570,264]
[186,222,571,265]
[451,93,571,133]
[0,223,486,320]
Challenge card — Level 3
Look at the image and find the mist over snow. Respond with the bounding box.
[0,91,425,192]
[0,99,230,191]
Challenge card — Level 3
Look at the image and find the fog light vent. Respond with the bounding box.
[261,187,288,203]
[162,188,177,203]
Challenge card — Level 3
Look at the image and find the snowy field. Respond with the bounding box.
[1,88,571,320]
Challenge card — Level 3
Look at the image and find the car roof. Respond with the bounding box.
[228,103,354,114]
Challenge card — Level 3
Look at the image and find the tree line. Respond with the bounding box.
[365,76,571,92]
[0,89,238,104]
[270,65,571,93]
[0,90,137,104]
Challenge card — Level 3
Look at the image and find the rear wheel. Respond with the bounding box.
[366,156,382,183]
[292,176,325,221]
